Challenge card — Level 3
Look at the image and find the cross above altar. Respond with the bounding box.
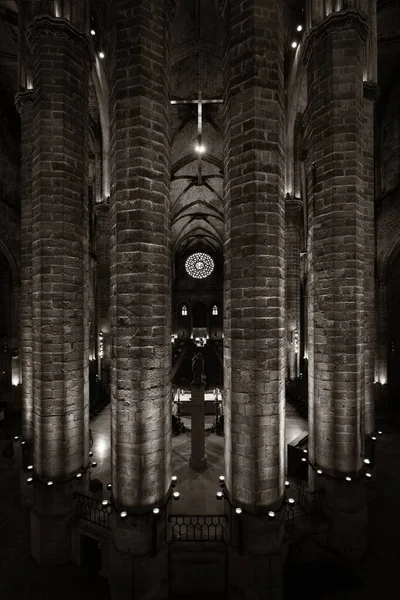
[171,91,223,185]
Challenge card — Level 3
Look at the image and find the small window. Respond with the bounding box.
[212,305,218,316]
[181,305,188,316]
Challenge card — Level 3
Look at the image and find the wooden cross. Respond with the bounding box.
[171,91,223,185]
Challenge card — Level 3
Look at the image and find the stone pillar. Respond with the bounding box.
[189,384,207,470]
[94,201,110,379]
[26,12,91,564]
[285,197,302,381]
[108,1,173,598]
[15,90,34,443]
[363,81,379,434]
[376,276,388,387]
[223,1,286,597]
[304,9,370,557]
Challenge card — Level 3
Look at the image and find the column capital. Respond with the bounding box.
[15,89,33,114]
[363,81,380,102]
[26,15,94,69]
[303,9,369,66]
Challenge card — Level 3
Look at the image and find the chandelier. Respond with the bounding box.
[185,252,214,279]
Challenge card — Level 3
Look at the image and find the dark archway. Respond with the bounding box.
[387,251,400,410]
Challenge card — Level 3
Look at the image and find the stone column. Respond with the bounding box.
[285,197,302,381]
[26,13,91,564]
[107,1,173,598]
[376,276,388,387]
[223,1,286,597]
[363,81,379,434]
[189,384,207,470]
[94,201,110,379]
[304,9,370,557]
[15,90,34,444]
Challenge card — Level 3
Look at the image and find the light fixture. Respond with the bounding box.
[90,29,96,35]
[195,143,206,154]
[89,451,93,457]
[291,41,298,49]
[301,457,307,462]
[219,475,225,487]
[120,511,128,519]
[153,507,160,515]
[216,491,223,500]
[364,458,371,465]
[99,52,105,59]
[285,480,290,488]
[345,477,352,482]
[21,441,26,445]
[171,476,177,487]
[47,481,54,486]
[287,498,295,505]
[235,507,242,514]
[14,436,18,441]
[303,449,308,454]
[268,511,275,521]
[92,461,97,468]
[317,469,323,476]
[102,499,108,506]
[173,491,180,501]
[76,472,82,479]
[26,477,33,485]
[378,431,383,436]
[365,472,372,479]
[107,483,112,490]
[27,465,33,470]
[297,25,303,32]
[371,436,377,441]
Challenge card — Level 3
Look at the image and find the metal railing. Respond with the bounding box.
[295,479,324,515]
[169,514,226,542]
[75,493,112,529]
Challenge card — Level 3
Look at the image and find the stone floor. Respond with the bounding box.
[90,402,308,514]
[0,404,399,599]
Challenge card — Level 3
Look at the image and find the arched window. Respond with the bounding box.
[212,305,218,316]
[181,305,188,316]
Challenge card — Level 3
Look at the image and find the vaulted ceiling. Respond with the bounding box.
[170,0,224,259]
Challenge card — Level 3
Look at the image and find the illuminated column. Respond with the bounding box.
[107,1,174,598]
[363,81,379,434]
[26,10,91,564]
[15,90,34,441]
[304,8,370,558]
[223,0,286,597]
[285,197,302,381]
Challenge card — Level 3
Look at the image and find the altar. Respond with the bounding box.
[173,390,220,416]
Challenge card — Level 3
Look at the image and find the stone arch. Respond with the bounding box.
[0,240,19,285]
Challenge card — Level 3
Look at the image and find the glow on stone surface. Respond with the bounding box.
[185,252,214,279]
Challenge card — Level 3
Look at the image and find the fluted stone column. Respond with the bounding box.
[223,1,286,597]
[26,13,91,564]
[363,81,379,434]
[107,1,173,598]
[304,9,371,558]
[285,197,302,381]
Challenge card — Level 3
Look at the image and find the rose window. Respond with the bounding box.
[185,252,214,279]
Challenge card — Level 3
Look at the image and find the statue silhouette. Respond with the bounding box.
[192,352,205,385]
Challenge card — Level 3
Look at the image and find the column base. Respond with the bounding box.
[30,474,88,565]
[322,477,368,561]
[225,504,286,600]
[106,509,169,600]
[227,546,285,600]
[189,454,207,470]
